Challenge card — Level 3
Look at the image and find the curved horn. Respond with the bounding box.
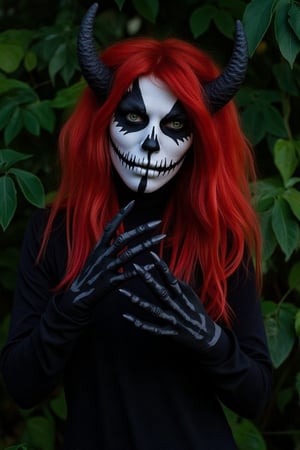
[77,3,113,101]
[204,20,248,113]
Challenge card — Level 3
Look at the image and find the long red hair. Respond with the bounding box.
[40,37,261,326]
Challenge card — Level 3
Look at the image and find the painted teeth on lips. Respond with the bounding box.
[111,140,185,174]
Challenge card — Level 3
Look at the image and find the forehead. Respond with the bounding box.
[127,75,178,115]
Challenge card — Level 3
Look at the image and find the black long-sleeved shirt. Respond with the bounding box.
[0,182,272,450]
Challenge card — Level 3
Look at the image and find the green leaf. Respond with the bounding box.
[0,43,24,72]
[24,50,38,72]
[237,88,281,106]
[272,62,299,96]
[22,109,41,136]
[213,10,235,39]
[34,31,62,63]
[0,149,32,171]
[243,0,276,56]
[51,80,86,109]
[288,261,300,293]
[271,197,299,259]
[132,0,159,23]
[50,390,67,420]
[288,2,300,39]
[276,387,293,413]
[22,416,55,450]
[241,105,266,144]
[218,0,245,17]
[296,140,300,158]
[259,210,277,262]
[255,195,274,213]
[275,0,300,67]
[231,417,267,450]
[285,177,300,188]
[61,61,76,85]
[27,101,56,133]
[4,107,23,145]
[0,175,17,231]
[263,105,288,138]
[0,78,29,94]
[0,28,34,49]
[263,301,297,368]
[256,177,284,200]
[49,43,67,83]
[295,310,300,338]
[114,0,125,9]
[274,139,298,184]
[283,188,300,220]
[0,101,18,131]
[9,168,45,208]
[190,5,216,38]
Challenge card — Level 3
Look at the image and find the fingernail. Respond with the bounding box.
[148,220,162,228]
[124,200,135,212]
[119,288,131,297]
[150,251,160,261]
[123,313,134,322]
[133,263,144,273]
[144,263,155,271]
[152,234,166,243]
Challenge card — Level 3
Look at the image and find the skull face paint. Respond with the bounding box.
[109,76,193,193]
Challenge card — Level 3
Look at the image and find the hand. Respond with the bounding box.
[120,251,222,352]
[68,202,165,316]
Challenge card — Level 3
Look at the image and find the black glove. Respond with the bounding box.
[120,251,222,352]
[62,202,165,320]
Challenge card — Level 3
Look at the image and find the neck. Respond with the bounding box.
[113,170,176,215]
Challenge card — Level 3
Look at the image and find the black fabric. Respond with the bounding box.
[0,180,272,450]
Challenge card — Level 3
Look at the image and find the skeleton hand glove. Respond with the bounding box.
[120,251,222,353]
[61,202,165,321]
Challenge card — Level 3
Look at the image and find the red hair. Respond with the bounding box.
[40,37,261,326]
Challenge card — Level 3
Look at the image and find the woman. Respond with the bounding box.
[0,4,272,449]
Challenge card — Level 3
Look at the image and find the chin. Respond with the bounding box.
[118,173,164,193]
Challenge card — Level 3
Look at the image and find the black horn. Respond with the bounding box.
[77,2,113,101]
[204,20,248,113]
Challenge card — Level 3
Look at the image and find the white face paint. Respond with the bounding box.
[109,75,193,193]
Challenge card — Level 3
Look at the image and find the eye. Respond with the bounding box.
[126,112,144,123]
[166,120,184,130]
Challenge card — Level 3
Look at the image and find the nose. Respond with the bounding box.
[142,126,160,153]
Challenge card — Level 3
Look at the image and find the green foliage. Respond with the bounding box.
[243,0,300,66]
[263,301,297,368]
[0,1,300,449]
[0,150,45,230]
[226,409,268,450]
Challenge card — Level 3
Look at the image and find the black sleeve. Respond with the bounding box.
[0,210,88,409]
[199,259,273,419]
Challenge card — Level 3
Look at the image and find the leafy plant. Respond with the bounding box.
[0,150,45,230]
[0,1,299,449]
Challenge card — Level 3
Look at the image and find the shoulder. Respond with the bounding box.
[21,208,68,281]
[25,208,66,244]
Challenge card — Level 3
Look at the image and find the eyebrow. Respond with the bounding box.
[117,79,146,113]
[117,96,146,114]
[163,101,188,120]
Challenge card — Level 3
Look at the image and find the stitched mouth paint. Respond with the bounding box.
[108,76,193,193]
[138,153,151,194]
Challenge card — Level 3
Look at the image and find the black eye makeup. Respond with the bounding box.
[113,79,148,133]
[160,101,191,144]
[112,79,192,142]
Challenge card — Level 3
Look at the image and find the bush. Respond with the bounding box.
[0,1,299,449]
